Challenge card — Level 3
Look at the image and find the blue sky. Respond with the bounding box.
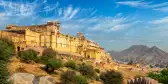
[1,0,168,51]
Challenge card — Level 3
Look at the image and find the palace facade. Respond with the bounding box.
[0,21,108,60]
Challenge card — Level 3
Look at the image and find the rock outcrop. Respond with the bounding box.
[10,73,58,84]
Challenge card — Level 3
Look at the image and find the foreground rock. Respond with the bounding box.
[10,73,58,84]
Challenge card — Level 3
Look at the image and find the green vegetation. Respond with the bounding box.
[17,48,63,73]
[18,49,39,63]
[40,48,57,64]
[61,70,88,84]
[17,48,58,65]
[127,60,133,65]
[100,70,123,84]
[74,75,88,84]
[45,58,63,73]
[148,68,168,84]
[0,61,11,84]
[61,70,76,84]
[0,38,15,61]
[42,48,57,57]
[95,68,100,73]
[149,65,154,68]
[78,64,97,79]
[0,38,15,84]
[65,60,78,70]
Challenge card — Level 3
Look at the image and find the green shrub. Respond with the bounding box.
[45,58,63,72]
[17,51,22,57]
[40,48,57,64]
[78,64,97,79]
[0,39,15,84]
[74,75,88,84]
[61,70,88,84]
[0,39,15,61]
[127,60,133,65]
[42,48,57,57]
[65,60,77,70]
[39,56,51,64]
[95,68,100,73]
[61,70,76,84]
[148,68,168,83]
[0,61,11,84]
[100,70,123,84]
[18,49,39,63]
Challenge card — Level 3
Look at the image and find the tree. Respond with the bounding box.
[45,58,63,72]
[61,70,76,84]
[42,48,57,57]
[0,39,15,61]
[74,75,88,84]
[40,48,57,64]
[100,70,123,84]
[128,60,133,65]
[61,70,88,84]
[0,61,11,84]
[78,64,97,79]
[0,39,15,84]
[65,60,77,70]
[18,49,39,63]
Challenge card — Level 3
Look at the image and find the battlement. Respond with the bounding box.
[6,21,60,33]
[47,21,60,26]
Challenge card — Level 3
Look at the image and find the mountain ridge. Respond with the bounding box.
[109,45,168,67]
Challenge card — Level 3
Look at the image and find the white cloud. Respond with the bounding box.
[63,5,80,20]
[116,1,148,7]
[0,13,5,17]
[151,16,168,24]
[89,16,137,32]
[0,0,36,16]
[43,0,47,4]
[0,0,137,35]
[150,2,168,8]
[64,5,73,18]
[58,8,62,16]
[149,16,168,38]
[154,7,168,12]
[69,8,80,19]
[116,1,168,12]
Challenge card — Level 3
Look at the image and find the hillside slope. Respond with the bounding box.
[109,45,168,67]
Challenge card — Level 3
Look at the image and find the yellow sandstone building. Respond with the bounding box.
[0,21,108,61]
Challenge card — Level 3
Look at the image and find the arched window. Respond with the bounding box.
[87,55,90,58]
[17,46,20,51]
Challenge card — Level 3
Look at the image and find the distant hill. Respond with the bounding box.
[109,45,168,67]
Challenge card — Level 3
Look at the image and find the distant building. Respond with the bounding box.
[0,21,108,60]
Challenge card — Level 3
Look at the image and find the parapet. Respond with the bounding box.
[47,21,60,26]
[6,25,17,29]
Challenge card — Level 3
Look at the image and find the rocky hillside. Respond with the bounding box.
[109,45,168,67]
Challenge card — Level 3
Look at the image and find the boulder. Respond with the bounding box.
[10,73,58,84]
[10,73,35,84]
[38,76,57,84]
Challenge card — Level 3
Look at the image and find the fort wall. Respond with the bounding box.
[0,21,109,61]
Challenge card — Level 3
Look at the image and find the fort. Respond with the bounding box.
[0,21,109,61]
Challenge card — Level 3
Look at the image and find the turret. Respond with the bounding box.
[47,21,60,33]
[6,25,17,30]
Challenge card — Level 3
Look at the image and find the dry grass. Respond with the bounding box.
[8,57,48,76]
[8,56,147,84]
